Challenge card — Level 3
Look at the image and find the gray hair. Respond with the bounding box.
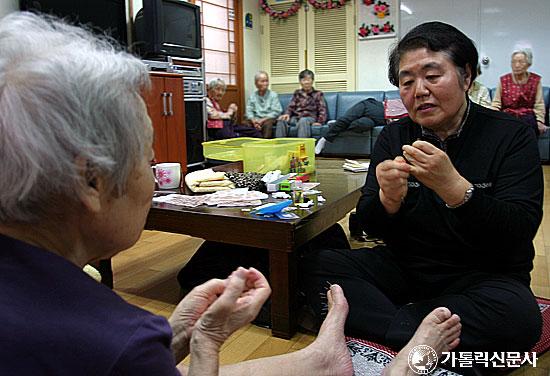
[0,12,151,223]
[208,78,226,92]
[254,71,269,82]
[512,48,533,66]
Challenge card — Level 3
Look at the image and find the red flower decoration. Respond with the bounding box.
[372,1,390,18]
[259,0,301,19]
[260,0,347,19]
[363,0,374,5]
[358,23,371,37]
[307,0,348,10]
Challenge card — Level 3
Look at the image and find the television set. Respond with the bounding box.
[134,0,202,59]
[19,0,128,47]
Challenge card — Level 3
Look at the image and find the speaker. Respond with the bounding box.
[185,99,206,166]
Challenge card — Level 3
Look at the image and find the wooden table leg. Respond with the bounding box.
[269,250,298,339]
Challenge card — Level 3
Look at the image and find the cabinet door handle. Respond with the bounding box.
[167,92,173,116]
[162,92,168,116]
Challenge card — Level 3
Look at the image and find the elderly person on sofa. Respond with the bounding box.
[245,71,282,138]
[0,12,363,376]
[302,21,542,363]
[206,78,262,140]
[492,48,548,136]
[276,69,327,138]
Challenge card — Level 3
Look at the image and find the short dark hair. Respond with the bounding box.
[388,22,478,87]
[299,69,314,81]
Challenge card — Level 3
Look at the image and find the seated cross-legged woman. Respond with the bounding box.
[302,21,543,368]
[206,78,262,140]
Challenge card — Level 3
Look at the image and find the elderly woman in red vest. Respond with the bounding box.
[206,78,262,140]
[492,48,548,136]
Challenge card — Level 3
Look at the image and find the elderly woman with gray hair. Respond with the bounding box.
[206,78,262,140]
[492,48,548,136]
[0,12,358,376]
[244,71,282,138]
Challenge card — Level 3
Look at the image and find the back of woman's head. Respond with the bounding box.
[0,12,151,223]
[388,21,478,87]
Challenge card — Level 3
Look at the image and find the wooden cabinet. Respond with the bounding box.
[143,72,187,172]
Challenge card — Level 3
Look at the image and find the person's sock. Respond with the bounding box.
[315,137,327,154]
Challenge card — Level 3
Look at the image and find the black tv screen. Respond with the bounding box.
[134,0,202,59]
[19,0,128,47]
[163,2,197,49]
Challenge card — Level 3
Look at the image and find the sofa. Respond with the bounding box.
[277,87,550,162]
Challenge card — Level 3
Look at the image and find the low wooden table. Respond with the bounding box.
[146,159,367,338]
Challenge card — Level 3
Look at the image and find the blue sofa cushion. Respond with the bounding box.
[323,91,338,121]
[278,93,292,115]
[384,90,401,100]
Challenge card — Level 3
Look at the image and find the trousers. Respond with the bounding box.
[299,232,542,353]
[244,118,276,138]
[275,116,316,138]
[207,120,262,140]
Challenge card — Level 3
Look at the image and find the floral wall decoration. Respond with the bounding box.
[259,0,302,19]
[259,0,348,20]
[358,0,397,40]
[307,0,347,10]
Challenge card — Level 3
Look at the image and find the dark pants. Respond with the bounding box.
[208,119,262,140]
[518,112,540,138]
[300,233,542,353]
[325,98,385,142]
[244,118,276,138]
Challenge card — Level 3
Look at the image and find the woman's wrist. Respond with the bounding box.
[190,329,222,356]
[169,320,191,362]
[439,176,472,208]
[188,331,220,376]
[379,189,402,215]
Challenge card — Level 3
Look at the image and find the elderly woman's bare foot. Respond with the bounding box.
[383,307,462,376]
[305,284,354,376]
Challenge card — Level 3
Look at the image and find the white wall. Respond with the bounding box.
[242,0,262,100]
[0,0,19,19]
[356,37,397,91]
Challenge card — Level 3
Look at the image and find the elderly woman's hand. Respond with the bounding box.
[278,114,290,122]
[169,267,270,362]
[376,156,411,214]
[228,103,238,114]
[537,121,549,135]
[169,277,226,361]
[402,141,471,206]
[193,267,270,346]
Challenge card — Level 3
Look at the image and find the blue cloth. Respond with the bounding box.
[0,234,180,375]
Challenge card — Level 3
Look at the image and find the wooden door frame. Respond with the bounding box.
[190,0,245,123]
[234,0,245,123]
